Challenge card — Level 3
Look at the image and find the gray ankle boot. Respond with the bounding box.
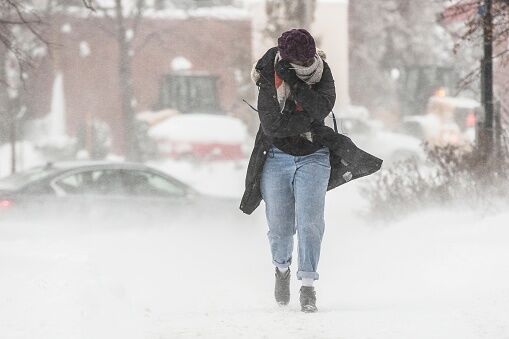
[274,267,290,305]
[299,286,317,313]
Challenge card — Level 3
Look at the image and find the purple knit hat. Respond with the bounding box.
[277,28,316,62]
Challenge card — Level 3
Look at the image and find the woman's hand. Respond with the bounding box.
[275,60,300,88]
[281,98,297,114]
[257,85,313,138]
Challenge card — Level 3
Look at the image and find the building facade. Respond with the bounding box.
[25,9,252,154]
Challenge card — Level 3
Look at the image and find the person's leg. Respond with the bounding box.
[293,146,331,283]
[260,145,297,270]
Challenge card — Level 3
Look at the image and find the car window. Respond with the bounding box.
[55,169,125,195]
[122,170,186,197]
[56,174,81,193]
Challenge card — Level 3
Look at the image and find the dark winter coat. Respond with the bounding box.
[239,47,383,215]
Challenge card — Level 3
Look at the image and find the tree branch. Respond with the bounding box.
[131,0,146,37]
[0,0,48,88]
[0,18,41,25]
[82,0,96,12]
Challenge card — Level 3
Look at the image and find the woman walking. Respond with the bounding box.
[240,28,382,313]
[244,28,335,313]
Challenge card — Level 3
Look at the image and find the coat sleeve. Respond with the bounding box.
[257,84,313,138]
[293,62,336,121]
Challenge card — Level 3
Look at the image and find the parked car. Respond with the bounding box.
[148,113,250,161]
[400,96,479,148]
[328,106,425,167]
[0,161,244,225]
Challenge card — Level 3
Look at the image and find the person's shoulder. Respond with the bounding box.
[316,48,330,69]
[321,60,334,81]
[322,59,331,71]
[314,61,334,89]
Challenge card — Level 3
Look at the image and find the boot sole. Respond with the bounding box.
[275,295,290,306]
[301,305,318,313]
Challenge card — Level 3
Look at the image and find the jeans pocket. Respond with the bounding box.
[323,158,332,169]
[316,148,331,168]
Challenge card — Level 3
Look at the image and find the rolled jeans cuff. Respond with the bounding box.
[272,259,291,270]
[297,271,319,280]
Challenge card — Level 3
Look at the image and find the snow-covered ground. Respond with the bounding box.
[1,162,508,339]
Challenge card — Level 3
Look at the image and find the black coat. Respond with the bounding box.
[239,47,383,215]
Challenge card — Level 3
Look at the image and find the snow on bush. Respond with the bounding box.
[363,140,509,220]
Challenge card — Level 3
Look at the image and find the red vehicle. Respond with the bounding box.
[148,113,249,161]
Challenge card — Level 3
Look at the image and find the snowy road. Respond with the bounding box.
[1,180,508,339]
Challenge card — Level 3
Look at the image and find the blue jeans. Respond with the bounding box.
[260,144,331,280]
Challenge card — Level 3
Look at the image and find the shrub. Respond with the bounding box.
[362,139,509,221]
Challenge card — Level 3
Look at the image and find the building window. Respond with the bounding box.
[158,74,221,113]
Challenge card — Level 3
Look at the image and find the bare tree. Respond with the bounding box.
[0,1,46,87]
[85,0,151,161]
[263,0,317,42]
[349,0,458,115]
[442,0,509,88]
[90,0,231,160]
[441,0,509,156]
[0,0,94,172]
[0,1,47,172]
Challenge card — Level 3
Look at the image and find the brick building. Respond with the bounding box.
[25,9,253,154]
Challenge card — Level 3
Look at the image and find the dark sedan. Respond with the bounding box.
[0,161,243,226]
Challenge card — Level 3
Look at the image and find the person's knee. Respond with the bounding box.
[297,206,325,226]
[298,221,325,239]
[268,223,296,238]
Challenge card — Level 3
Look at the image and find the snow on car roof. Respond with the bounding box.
[148,113,248,143]
[429,96,480,109]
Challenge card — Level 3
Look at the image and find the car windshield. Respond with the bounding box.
[0,166,57,191]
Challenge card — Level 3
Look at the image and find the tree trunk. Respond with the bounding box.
[115,0,139,161]
[480,0,494,162]
[0,46,9,144]
[10,106,16,174]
